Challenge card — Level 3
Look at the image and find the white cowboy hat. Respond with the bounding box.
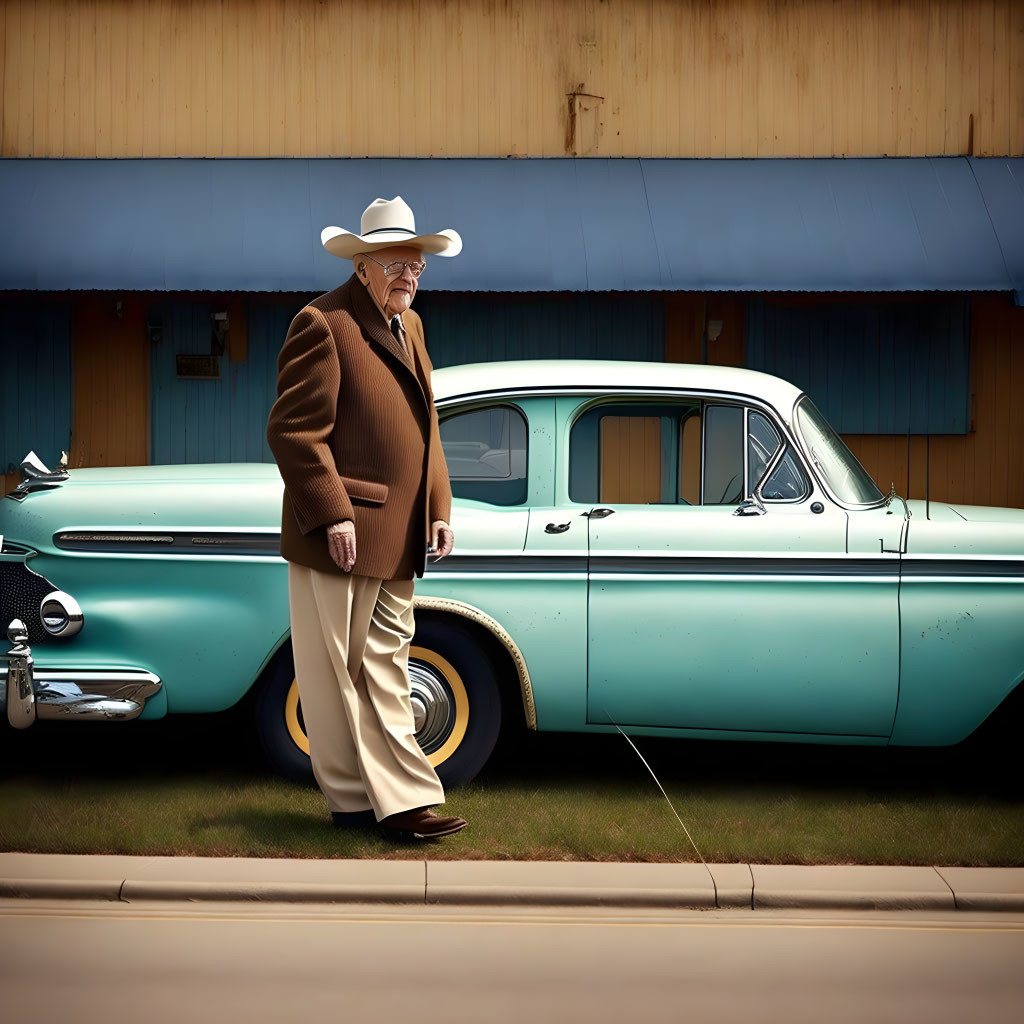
[321,196,462,259]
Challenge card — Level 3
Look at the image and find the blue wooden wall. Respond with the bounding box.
[0,302,72,473]
[148,293,664,464]
[414,292,665,368]
[745,297,971,434]
[149,300,295,465]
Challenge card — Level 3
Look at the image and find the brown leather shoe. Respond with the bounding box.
[378,807,468,840]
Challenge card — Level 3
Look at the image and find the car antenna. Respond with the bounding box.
[603,706,716,901]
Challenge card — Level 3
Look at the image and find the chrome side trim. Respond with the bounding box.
[900,558,1024,579]
[426,555,586,574]
[413,595,537,731]
[589,555,900,576]
[54,530,281,556]
[426,554,901,576]
[426,552,1022,580]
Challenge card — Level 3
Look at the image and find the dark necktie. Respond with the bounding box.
[390,315,405,350]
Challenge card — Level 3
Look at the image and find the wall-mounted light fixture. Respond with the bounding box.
[146,313,163,345]
[211,310,229,356]
[707,319,723,342]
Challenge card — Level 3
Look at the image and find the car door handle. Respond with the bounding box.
[583,508,616,519]
[544,522,571,534]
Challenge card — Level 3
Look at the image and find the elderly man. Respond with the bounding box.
[265,196,467,841]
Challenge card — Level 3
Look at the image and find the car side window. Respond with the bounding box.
[571,399,810,506]
[703,405,745,504]
[439,404,528,506]
[747,409,811,501]
[747,410,782,486]
[569,402,700,504]
[760,446,811,501]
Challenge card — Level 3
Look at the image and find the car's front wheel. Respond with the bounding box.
[254,616,502,789]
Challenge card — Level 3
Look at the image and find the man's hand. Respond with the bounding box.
[327,520,356,572]
[430,520,455,560]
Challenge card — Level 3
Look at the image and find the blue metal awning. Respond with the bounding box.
[1,157,1020,296]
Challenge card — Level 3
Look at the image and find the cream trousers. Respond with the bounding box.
[287,562,446,820]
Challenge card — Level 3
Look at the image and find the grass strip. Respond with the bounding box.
[1,774,1021,865]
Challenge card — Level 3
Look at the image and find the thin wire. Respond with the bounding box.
[604,709,717,901]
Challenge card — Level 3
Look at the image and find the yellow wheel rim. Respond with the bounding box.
[284,650,469,767]
[284,678,310,755]
[410,645,470,768]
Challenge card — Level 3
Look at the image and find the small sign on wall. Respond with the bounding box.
[175,354,221,379]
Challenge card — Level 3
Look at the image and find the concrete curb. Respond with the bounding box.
[749,864,957,911]
[1,854,1022,911]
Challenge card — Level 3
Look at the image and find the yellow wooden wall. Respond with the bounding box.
[2,0,1021,158]
[68,294,150,470]
[665,293,746,368]
[600,416,664,504]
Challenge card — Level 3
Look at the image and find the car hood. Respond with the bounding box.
[939,503,1024,525]
[0,463,285,546]
[904,500,1024,558]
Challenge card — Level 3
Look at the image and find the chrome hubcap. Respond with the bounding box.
[409,660,456,755]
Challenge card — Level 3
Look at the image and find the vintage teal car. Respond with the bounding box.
[2,360,1023,786]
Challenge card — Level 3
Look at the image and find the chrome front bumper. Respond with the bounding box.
[3,619,161,726]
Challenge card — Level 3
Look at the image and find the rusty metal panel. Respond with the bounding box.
[3,0,1022,159]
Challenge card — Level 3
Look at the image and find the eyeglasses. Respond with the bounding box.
[364,254,427,278]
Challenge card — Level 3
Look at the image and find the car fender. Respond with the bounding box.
[413,594,537,730]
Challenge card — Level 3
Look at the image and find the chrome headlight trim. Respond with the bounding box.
[39,590,84,638]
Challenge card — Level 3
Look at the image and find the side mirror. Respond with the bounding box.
[733,495,766,517]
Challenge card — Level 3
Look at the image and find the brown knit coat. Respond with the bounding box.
[265,274,452,580]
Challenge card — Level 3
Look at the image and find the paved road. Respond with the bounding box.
[2,899,1022,1023]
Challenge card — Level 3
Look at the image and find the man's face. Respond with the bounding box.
[354,245,425,320]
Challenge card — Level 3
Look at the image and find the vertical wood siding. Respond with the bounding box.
[600,416,663,504]
[148,298,289,464]
[415,292,664,368]
[70,294,150,469]
[0,301,71,491]
[3,0,1021,158]
[845,295,1024,509]
[745,297,972,435]
[664,294,745,368]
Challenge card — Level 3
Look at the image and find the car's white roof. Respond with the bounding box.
[431,359,805,417]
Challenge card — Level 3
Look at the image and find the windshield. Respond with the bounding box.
[794,397,885,505]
